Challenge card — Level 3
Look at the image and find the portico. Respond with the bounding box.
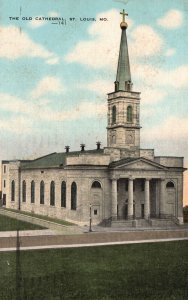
[110,176,168,221]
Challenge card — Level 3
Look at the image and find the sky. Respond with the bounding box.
[0,0,188,205]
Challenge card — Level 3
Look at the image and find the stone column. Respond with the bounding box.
[128,178,134,219]
[111,179,117,220]
[144,178,150,219]
[160,178,166,218]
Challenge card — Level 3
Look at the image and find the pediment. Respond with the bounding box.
[110,158,167,171]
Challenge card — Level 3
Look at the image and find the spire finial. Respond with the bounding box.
[120,9,128,29]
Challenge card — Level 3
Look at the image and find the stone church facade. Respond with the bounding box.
[1,14,186,227]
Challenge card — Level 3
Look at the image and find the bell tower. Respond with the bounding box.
[107,10,141,151]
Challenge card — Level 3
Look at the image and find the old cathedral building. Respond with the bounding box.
[1,12,185,227]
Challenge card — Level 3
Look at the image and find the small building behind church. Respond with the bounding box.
[1,13,186,227]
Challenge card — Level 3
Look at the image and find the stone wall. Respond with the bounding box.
[66,153,110,166]
[154,156,184,168]
[6,167,112,226]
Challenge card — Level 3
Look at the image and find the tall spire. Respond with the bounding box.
[115,10,132,92]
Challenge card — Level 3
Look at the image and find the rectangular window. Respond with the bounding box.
[22,181,26,202]
[11,181,15,202]
[3,180,6,188]
[40,181,45,205]
[3,165,6,173]
[50,181,55,206]
[94,209,98,215]
[31,181,35,203]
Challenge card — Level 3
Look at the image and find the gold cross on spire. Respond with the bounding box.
[120,9,128,22]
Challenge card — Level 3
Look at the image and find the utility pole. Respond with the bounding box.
[89,203,92,232]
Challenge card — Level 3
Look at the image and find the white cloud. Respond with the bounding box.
[129,25,163,58]
[133,63,188,89]
[163,66,188,88]
[48,11,60,17]
[0,93,31,114]
[81,80,112,95]
[65,9,164,70]
[29,16,46,28]
[46,57,59,65]
[143,117,188,141]
[141,106,156,118]
[40,101,106,122]
[0,91,105,127]
[0,26,58,63]
[157,9,183,29]
[0,93,47,117]
[140,88,167,104]
[0,116,32,133]
[31,77,65,98]
[65,9,122,70]
[165,48,176,57]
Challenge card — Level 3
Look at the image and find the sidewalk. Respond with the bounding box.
[0,228,188,252]
[1,237,187,252]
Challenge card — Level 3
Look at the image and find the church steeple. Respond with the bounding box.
[106,10,141,152]
[115,10,132,92]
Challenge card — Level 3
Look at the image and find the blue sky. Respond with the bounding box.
[0,0,188,171]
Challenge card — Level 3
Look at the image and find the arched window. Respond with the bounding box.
[22,180,26,202]
[166,181,175,188]
[112,105,116,124]
[127,106,133,122]
[11,180,15,202]
[31,181,35,203]
[40,181,45,204]
[61,181,66,208]
[71,182,77,210]
[50,181,55,206]
[91,181,102,188]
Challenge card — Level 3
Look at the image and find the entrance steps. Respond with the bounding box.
[111,219,150,228]
[111,220,135,228]
[111,218,178,228]
[136,219,150,227]
[149,218,178,227]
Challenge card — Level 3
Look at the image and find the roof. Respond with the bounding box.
[116,26,131,91]
[109,157,138,168]
[21,149,104,169]
[109,157,168,170]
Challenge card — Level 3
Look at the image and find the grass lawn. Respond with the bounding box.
[0,241,187,299]
[0,214,46,231]
[3,208,75,226]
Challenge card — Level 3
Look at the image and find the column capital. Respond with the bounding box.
[145,178,152,181]
[128,176,135,181]
[111,176,118,181]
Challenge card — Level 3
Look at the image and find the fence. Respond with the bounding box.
[0,272,70,300]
